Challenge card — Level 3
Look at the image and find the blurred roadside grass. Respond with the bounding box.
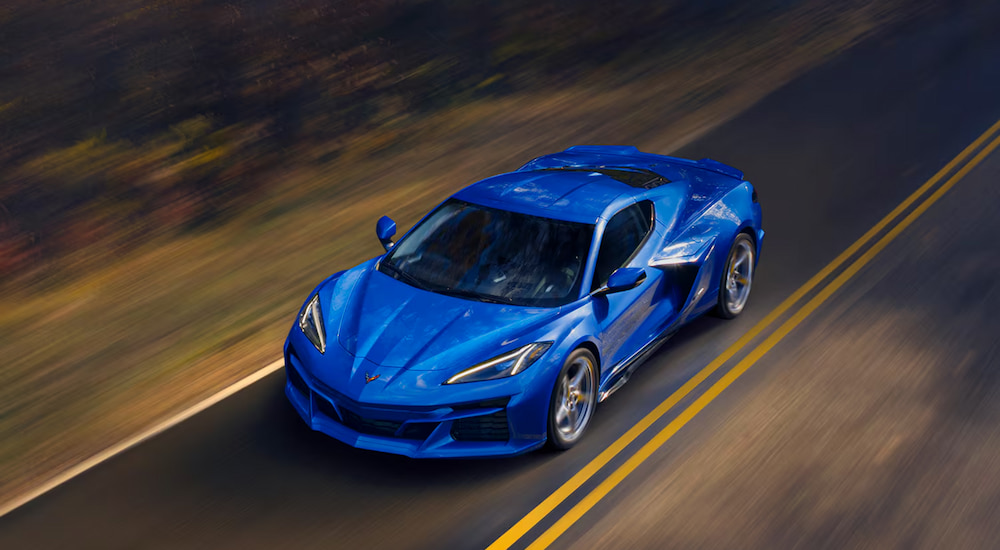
[0,0,925,503]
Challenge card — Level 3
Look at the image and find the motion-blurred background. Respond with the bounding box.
[0,0,935,505]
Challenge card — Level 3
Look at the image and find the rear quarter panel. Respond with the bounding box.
[687,180,762,312]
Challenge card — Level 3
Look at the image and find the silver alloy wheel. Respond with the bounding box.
[553,356,595,443]
[725,239,754,315]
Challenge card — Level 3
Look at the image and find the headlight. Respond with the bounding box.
[298,294,326,353]
[444,342,552,384]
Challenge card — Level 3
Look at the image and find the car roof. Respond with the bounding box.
[452,169,639,224]
[452,146,744,224]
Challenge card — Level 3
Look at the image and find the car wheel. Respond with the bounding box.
[547,348,598,450]
[715,233,755,319]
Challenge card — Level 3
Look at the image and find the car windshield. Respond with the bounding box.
[379,199,594,307]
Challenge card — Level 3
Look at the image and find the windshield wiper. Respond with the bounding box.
[381,261,517,304]
[438,287,515,305]
[380,260,430,291]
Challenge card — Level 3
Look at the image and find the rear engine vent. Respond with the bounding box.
[539,166,669,189]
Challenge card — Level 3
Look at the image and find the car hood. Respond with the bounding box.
[323,260,564,371]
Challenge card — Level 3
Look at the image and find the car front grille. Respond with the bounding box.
[339,408,404,438]
[294,361,507,444]
[451,409,510,442]
[315,393,341,422]
[286,362,309,396]
[399,422,439,440]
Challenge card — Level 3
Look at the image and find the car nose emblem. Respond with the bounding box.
[364,372,380,384]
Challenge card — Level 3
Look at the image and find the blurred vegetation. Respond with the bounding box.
[2,0,845,281]
[0,0,934,504]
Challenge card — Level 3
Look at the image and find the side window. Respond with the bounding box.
[592,201,654,291]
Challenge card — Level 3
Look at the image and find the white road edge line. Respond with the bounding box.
[0,358,285,519]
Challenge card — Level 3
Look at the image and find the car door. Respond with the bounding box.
[591,201,660,374]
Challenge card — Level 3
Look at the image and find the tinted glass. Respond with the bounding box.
[379,199,594,307]
[538,167,668,189]
[592,201,653,290]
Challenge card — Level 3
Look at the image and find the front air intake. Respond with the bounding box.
[451,410,510,442]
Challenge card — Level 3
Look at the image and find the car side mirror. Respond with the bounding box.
[600,267,647,295]
[376,215,397,251]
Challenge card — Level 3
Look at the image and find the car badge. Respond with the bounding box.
[364,372,380,384]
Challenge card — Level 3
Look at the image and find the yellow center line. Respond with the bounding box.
[524,131,1000,550]
[485,116,1000,550]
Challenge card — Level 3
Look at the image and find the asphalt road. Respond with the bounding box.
[4,4,1000,549]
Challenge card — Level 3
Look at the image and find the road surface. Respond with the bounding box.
[3,3,1000,549]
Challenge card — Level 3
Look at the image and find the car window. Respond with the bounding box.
[379,199,594,307]
[592,201,653,291]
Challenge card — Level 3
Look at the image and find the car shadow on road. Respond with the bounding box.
[126,309,734,530]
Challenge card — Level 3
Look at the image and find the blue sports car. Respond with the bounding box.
[284,145,763,458]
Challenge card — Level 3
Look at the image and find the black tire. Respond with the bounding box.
[714,233,755,319]
[546,348,598,450]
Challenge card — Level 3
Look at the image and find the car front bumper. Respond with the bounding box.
[283,342,550,458]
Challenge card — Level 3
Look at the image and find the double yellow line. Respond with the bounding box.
[488,117,1000,550]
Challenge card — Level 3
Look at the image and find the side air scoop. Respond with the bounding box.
[648,235,716,268]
